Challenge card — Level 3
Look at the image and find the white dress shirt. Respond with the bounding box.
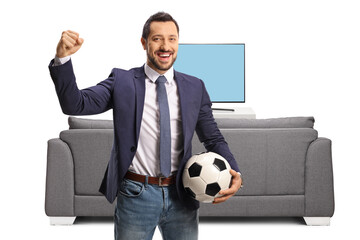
[129,64,183,176]
[54,56,183,177]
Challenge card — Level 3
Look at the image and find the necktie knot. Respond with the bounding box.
[156,75,167,84]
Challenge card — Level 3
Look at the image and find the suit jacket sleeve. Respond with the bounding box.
[48,59,115,115]
[195,80,240,173]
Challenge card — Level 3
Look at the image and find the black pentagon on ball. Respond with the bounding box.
[205,182,221,196]
[184,187,196,199]
[213,158,227,171]
[188,162,202,177]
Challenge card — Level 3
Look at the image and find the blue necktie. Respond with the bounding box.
[156,75,171,177]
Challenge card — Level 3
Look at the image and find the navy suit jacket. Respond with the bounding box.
[49,59,240,210]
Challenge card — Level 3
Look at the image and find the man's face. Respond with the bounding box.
[141,21,179,74]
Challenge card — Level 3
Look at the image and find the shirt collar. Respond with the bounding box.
[144,63,174,84]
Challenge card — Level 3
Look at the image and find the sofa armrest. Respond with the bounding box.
[305,137,335,217]
[45,138,75,216]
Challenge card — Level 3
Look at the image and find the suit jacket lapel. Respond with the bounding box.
[174,71,189,154]
[134,66,146,141]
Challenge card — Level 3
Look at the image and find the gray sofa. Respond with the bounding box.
[45,116,334,226]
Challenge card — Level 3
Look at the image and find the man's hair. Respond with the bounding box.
[142,12,179,40]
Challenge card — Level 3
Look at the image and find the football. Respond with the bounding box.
[182,152,232,203]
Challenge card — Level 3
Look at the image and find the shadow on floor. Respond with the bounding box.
[74,216,113,225]
[73,216,305,226]
[200,216,305,225]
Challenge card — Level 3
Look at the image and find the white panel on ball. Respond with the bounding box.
[188,177,207,195]
[196,193,215,203]
[200,165,220,183]
[217,169,232,190]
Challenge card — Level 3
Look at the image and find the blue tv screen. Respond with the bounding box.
[174,44,245,103]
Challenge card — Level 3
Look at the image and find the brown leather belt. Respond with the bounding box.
[124,171,176,186]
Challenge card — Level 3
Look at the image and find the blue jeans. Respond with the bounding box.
[114,177,199,240]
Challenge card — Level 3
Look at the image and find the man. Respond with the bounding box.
[49,12,242,240]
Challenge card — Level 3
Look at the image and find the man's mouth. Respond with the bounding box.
[156,52,172,61]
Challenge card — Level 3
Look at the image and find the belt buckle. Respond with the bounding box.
[158,177,169,186]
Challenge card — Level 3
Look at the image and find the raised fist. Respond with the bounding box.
[56,30,84,58]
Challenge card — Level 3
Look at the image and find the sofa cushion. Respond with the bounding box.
[60,129,113,196]
[68,116,113,129]
[192,128,318,196]
[216,117,314,129]
[68,116,315,129]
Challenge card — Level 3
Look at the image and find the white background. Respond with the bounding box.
[1,0,359,239]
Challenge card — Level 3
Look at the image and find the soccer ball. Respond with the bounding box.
[182,152,232,203]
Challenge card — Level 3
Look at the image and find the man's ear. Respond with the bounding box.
[141,37,146,50]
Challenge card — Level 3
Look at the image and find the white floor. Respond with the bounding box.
[11,213,349,240]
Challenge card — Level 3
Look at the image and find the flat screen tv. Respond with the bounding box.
[174,43,245,103]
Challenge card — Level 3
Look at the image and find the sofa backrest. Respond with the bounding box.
[193,117,318,196]
[215,116,315,129]
[60,129,113,196]
[68,117,114,129]
[62,116,318,197]
[68,116,315,129]
[192,128,318,197]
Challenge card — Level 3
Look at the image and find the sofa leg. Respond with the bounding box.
[303,217,330,226]
[50,217,76,225]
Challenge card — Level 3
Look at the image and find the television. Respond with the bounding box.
[174,43,245,103]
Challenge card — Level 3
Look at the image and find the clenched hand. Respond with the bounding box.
[56,30,84,58]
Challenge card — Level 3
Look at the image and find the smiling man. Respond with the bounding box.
[49,12,242,240]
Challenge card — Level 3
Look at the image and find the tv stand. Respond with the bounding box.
[211,108,235,112]
[211,103,256,119]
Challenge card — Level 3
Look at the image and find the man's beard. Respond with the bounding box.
[147,51,177,72]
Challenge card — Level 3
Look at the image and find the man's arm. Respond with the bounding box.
[195,80,239,171]
[49,30,114,115]
[195,80,243,204]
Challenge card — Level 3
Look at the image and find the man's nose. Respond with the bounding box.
[160,40,170,51]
